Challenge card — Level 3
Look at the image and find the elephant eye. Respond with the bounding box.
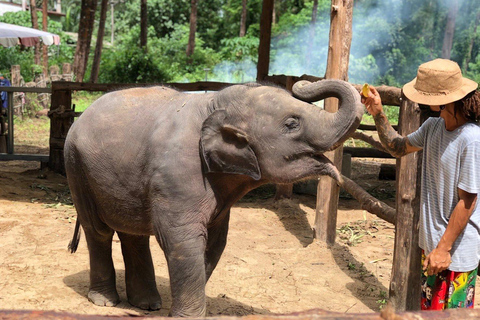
[283,117,300,133]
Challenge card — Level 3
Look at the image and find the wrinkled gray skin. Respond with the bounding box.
[64,79,363,317]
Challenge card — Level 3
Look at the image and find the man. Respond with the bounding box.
[0,74,11,115]
[363,59,480,309]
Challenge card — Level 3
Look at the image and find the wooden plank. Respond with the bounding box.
[388,94,428,311]
[0,86,51,93]
[343,147,392,158]
[358,124,398,131]
[265,75,402,106]
[339,175,396,224]
[352,84,402,106]
[4,304,480,319]
[256,0,274,81]
[51,81,232,92]
[314,0,354,244]
[0,154,48,162]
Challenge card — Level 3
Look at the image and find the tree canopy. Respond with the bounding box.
[0,0,479,86]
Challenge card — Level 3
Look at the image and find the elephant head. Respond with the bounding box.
[200,79,364,184]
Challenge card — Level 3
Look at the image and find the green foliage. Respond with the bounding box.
[466,55,480,84]
[220,36,259,61]
[98,27,171,83]
[157,24,222,82]
[2,0,480,88]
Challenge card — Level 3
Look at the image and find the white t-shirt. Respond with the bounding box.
[408,117,480,272]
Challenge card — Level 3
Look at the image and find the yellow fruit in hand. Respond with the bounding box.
[361,83,370,97]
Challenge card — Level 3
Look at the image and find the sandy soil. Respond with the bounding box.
[0,146,478,316]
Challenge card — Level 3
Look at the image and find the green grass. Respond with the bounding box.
[72,91,103,113]
[14,116,50,150]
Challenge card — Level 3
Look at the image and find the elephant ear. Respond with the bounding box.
[200,110,261,180]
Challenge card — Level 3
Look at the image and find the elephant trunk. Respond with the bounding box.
[292,79,364,152]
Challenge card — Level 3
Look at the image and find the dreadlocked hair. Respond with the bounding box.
[455,90,480,122]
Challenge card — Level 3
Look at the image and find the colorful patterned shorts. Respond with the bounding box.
[421,252,477,310]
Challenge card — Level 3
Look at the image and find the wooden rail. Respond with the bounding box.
[2,307,480,319]
[48,80,401,173]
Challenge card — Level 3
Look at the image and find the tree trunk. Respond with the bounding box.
[464,11,480,71]
[42,0,48,76]
[239,0,247,37]
[314,0,354,245]
[140,0,148,50]
[441,0,458,59]
[306,0,318,70]
[256,0,274,81]
[90,0,108,83]
[186,0,198,61]
[73,0,98,82]
[29,0,41,66]
[272,0,276,25]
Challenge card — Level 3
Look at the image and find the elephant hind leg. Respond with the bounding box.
[117,232,162,311]
[67,166,119,307]
[83,225,120,307]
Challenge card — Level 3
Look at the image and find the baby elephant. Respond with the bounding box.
[65,80,363,317]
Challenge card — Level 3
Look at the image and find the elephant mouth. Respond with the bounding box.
[283,152,343,183]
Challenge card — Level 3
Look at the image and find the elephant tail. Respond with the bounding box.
[68,219,81,253]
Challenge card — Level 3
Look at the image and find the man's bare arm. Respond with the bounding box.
[362,86,421,157]
[373,112,421,158]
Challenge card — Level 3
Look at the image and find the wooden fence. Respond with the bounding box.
[47,78,399,174]
[12,78,423,312]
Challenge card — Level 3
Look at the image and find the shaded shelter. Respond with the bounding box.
[0,22,60,47]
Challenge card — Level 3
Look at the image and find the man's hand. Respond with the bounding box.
[423,248,452,276]
[424,189,477,276]
[361,86,383,116]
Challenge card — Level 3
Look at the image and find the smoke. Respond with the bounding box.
[267,1,403,84]
[267,0,468,85]
[208,0,470,86]
[210,59,257,83]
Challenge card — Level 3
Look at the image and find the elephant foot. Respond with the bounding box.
[128,294,162,311]
[88,289,120,307]
[169,304,206,318]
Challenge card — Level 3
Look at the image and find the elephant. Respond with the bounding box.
[64,79,364,317]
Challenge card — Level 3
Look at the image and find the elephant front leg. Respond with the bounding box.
[205,211,230,282]
[157,228,208,317]
[117,232,162,310]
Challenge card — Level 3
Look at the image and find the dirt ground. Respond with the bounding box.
[1,128,479,316]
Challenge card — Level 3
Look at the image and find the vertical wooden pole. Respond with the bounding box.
[11,65,21,86]
[256,0,274,82]
[274,76,295,200]
[388,96,428,311]
[48,82,73,174]
[313,0,353,244]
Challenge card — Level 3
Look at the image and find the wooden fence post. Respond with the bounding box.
[388,95,428,311]
[11,65,21,86]
[274,76,296,200]
[313,0,353,244]
[48,83,73,174]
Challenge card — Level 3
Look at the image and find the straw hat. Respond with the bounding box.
[403,59,478,105]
